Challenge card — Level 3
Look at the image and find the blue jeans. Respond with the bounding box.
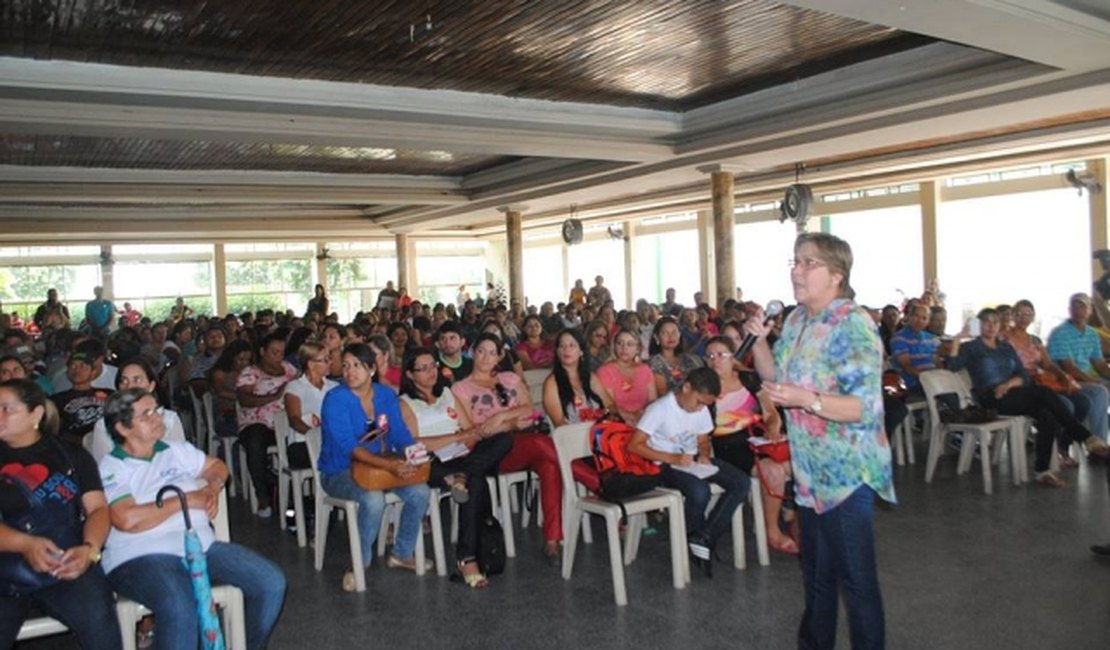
[0,565,122,650]
[319,470,429,566]
[798,486,885,650]
[660,459,750,544]
[108,542,287,650]
[1080,382,1109,441]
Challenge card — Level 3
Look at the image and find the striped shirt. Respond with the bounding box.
[1046,322,1102,375]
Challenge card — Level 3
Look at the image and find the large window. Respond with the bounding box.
[523,243,565,307]
[226,243,314,315]
[825,206,924,312]
[324,242,397,321]
[633,229,700,306]
[937,188,1089,336]
[567,237,626,308]
[416,241,486,308]
[0,246,100,322]
[112,244,213,320]
[734,221,797,307]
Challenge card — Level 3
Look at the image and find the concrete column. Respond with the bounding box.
[696,209,716,304]
[1088,158,1109,285]
[213,243,228,315]
[561,243,571,301]
[98,244,114,300]
[315,242,328,290]
[920,180,940,288]
[395,233,417,295]
[499,205,527,309]
[623,220,636,310]
[710,171,736,310]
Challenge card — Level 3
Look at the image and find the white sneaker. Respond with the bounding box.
[257,506,273,519]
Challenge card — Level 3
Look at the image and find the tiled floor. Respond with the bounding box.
[18,448,1110,649]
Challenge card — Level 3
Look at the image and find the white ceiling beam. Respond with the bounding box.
[0,182,466,205]
[779,0,1110,71]
[0,166,460,190]
[0,58,677,162]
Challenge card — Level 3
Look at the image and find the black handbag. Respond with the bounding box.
[0,441,86,596]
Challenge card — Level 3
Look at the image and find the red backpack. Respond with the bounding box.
[590,421,661,499]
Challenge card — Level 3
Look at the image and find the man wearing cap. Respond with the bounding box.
[51,338,118,393]
[51,343,113,445]
[1047,292,1110,441]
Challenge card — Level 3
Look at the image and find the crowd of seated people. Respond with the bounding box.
[7,276,1110,646]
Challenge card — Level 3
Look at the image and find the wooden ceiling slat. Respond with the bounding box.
[0,0,923,110]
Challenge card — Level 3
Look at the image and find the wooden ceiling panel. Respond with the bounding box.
[0,134,516,174]
[0,0,930,110]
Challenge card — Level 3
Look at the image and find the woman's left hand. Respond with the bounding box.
[764,382,817,409]
[54,544,95,580]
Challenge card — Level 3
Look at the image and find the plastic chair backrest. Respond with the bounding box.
[551,422,594,495]
[523,369,549,404]
[202,392,218,435]
[919,369,968,430]
[213,487,230,542]
[274,414,291,470]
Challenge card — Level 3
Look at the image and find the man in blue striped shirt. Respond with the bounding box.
[1047,293,1110,384]
[890,303,941,395]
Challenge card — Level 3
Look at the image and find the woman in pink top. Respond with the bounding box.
[453,332,564,566]
[596,328,656,426]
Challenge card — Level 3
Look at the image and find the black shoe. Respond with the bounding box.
[1091,543,1110,557]
[688,533,713,578]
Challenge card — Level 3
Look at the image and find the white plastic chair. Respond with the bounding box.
[920,369,1026,494]
[522,368,549,406]
[373,489,439,578]
[274,416,313,547]
[203,392,238,498]
[892,397,928,466]
[552,422,689,606]
[189,388,209,456]
[117,488,248,650]
[305,427,367,592]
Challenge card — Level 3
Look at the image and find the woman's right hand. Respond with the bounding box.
[742,309,771,340]
[391,459,418,479]
[22,535,63,574]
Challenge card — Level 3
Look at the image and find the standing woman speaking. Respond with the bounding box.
[745,233,894,650]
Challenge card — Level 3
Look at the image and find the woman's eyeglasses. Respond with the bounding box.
[704,352,732,360]
[493,383,510,407]
[788,257,827,270]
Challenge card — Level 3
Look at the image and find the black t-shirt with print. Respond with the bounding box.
[52,388,111,445]
[0,435,102,521]
[437,354,473,386]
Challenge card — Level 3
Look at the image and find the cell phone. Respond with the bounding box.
[968,319,981,337]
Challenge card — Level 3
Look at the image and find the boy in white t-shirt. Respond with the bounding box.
[629,367,751,575]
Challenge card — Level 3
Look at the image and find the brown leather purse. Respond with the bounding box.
[1033,371,1079,395]
[351,456,431,491]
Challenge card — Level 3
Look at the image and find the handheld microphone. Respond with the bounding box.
[734,300,785,360]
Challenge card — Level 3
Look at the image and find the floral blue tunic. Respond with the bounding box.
[773,298,895,513]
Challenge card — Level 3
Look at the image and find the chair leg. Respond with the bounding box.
[116,600,139,650]
[732,502,746,570]
[292,478,307,548]
[749,488,770,567]
[313,501,328,571]
[980,433,993,495]
[892,421,906,466]
[449,500,459,544]
[415,524,426,577]
[623,513,643,565]
[221,438,238,498]
[498,476,516,558]
[604,510,628,606]
[561,500,581,580]
[239,447,257,512]
[429,492,447,577]
[345,503,366,592]
[925,425,944,484]
[377,504,396,558]
[667,495,689,588]
[577,485,593,544]
[278,474,289,530]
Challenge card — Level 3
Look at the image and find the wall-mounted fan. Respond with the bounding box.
[778,183,813,227]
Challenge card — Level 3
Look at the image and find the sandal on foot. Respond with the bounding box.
[1034,471,1066,488]
[768,537,800,555]
[342,570,358,592]
[456,559,488,589]
[387,554,435,572]
[446,474,470,505]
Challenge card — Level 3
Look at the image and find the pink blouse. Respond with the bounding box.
[451,371,525,425]
[516,340,555,368]
[596,362,654,415]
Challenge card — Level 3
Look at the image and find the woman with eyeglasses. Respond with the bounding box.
[648,315,704,396]
[98,388,285,650]
[1001,299,1106,458]
[703,336,796,555]
[543,329,613,427]
[745,233,894,648]
[399,350,512,589]
[0,379,122,650]
[318,343,431,590]
[88,357,187,462]
[583,320,612,374]
[596,329,657,426]
[452,333,564,566]
[283,342,338,470]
